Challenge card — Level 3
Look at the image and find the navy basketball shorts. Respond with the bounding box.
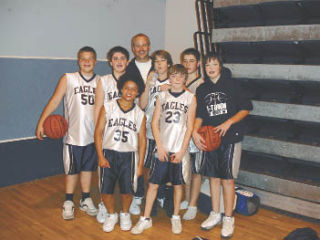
[200,142,242,179]
[99,149,135,195]
[190,151,204,174]
[63,143,97,175]
[144,138,156,168]
[149,153,186,185]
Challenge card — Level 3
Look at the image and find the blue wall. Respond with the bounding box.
[0,58,111,187]
[0,58,110,141]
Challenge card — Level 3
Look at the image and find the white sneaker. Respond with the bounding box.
[221,216,234,238]
[183,206,197,220]
[131,216,152,234]
[180,200,189,210]
[134,197,143,205]
[201,211,221,230]
[62,200,74,220]
[96,202,108,223]
[171,215,182,234]
[103,213,118,232]
[79,197,98,216]
[129,198,141,215]
[120,212,132,231]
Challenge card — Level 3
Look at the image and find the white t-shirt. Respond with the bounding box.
[135,59,152,83]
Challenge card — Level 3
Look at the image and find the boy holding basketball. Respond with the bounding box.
[94,74,146,232]
[36,46,99,220]
[193,52,252,238]
[131,64,196,235]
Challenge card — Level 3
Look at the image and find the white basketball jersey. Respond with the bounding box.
[102,100,145,152]
[158,90,194,153]
[186,76,204,94]
[145,77,170,139]
[186,76,204,153]
[64,72,98,146]
[100,74,121,104]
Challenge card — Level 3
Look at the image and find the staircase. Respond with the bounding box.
[195,0,320,219]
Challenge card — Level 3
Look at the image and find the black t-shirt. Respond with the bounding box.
[196,68,253,143]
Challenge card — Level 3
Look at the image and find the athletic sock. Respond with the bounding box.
[65,193,74,202]
[81,192,90,201]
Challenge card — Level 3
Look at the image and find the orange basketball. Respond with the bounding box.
[198,125,221,152]
[43,114,68,139]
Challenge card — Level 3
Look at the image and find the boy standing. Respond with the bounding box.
[94,46,129,123]
[131,64,196,235]
[139,50,172,215]
[139,50,172,172]
[193,52,253,238]
[94,74,146,232]
[36,46,99,220]
[94,46,130,223]
[180,48,204,219]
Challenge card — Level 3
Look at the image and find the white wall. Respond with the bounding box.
[164,0,198,63]
[0,0,166,59]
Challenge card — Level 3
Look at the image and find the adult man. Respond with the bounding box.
[126,33,152,87]
[126,33,153,215]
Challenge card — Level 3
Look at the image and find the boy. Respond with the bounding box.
[193,52,253,238]
[131,64,196,235]
[36,46,99,220]
[94,46,130,223]
[94,74,146,232]
[180,48,204,219]
[139,50,172,173]
[139,50,172,215]
[94,46,130,123]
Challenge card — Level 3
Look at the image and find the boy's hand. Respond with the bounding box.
[146,71,156,87]
[192,131,206,151]
[157,145,169,162]
[159,83,171,92]
[36,124,44,140]
[170,151,184,163]
[215,119,233,137]
[99,156,110,168]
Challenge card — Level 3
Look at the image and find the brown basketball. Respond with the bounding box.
[43,114,68,139]
[198,125,221,152]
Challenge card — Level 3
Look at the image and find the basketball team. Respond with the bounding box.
[36,33,253,238]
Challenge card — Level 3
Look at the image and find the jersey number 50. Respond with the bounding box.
[81,94,94,105]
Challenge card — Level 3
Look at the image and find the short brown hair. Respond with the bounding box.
[77,46,97,60]
[151,50,173,67]
[168,64,187,77]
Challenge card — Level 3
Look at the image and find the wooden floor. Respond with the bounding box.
[0,174,319,240]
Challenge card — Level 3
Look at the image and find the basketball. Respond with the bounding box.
[198,125,221,152]
[43,114,68,139]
